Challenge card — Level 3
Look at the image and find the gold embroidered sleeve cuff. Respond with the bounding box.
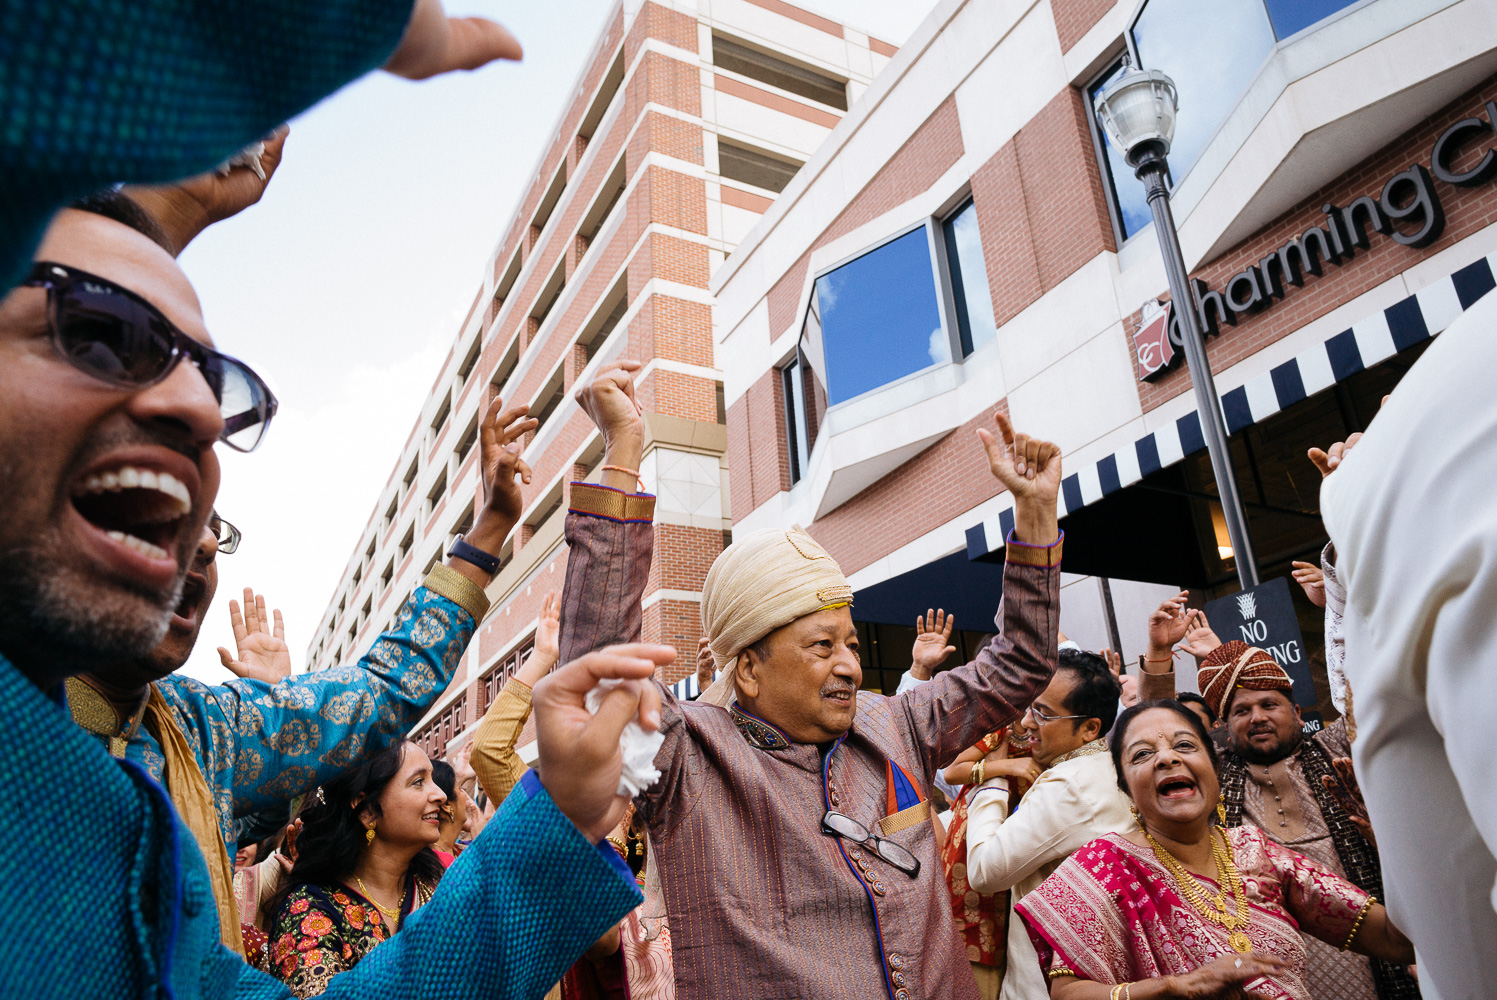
[423,563,491,622]
[568,482,656,523]
[1005,530,1064,567]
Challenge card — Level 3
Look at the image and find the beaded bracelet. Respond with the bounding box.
[1045,968,1076,981]
[1342,896,1376,950]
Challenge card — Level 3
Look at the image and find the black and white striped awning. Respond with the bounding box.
[965,253,1497,559]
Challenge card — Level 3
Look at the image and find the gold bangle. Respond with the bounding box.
[1046,968,1076,981]
[976,759,986,784]
[1124,985,1133,1000]
[606,837,628,859]
[1342,896,1376,950]
[1110,986,1123,1000]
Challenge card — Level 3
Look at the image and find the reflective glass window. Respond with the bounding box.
[1264,0,1360,39]
[1131,0,1275,181]
[807,227,947,406]
[1088,59,1152,242]
[942,200,998,355]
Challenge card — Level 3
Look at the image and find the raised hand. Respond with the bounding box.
[450,741,477,792]
[383,0,524,80]
[218,588,292,683]
[1100,648,1140,707]
[1291,561,1326,608]
[976,409,1061,544]
[1146,591,1192,656]
[1308,432,1363,478]
[577,359,647,493]
[694,636,716,688]
[531,643,674,843]
[122,126,290,255]
[1179,609,1222,661]
[535,591,561,666]
[465,394,538,556]
[910,609,956,680]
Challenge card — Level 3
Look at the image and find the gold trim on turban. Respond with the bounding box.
[698,526,852,707]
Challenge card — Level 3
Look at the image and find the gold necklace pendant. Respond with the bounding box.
[355,877,401,919]
[1229,930,1253,953]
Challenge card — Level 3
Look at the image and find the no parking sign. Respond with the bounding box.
[1203,577,1323,733]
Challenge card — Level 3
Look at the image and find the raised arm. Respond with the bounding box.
[896,407,1063,777]
[469,592,561,806]
[193,398,539,816]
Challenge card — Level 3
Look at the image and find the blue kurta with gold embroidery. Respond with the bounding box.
[1,649,642,999]
[96,584,471,860]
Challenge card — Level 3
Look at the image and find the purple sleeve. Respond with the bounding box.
[894,533,1062,781]
[557,483,656,663]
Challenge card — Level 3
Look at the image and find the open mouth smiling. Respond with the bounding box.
[68,458,198,589]
[1156,774,1199,801]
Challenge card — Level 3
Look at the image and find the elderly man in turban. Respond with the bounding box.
[1144,637,1419,1000]
[553,363,1064,1000]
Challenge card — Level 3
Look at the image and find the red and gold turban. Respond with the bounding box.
[1197,640,1292,718]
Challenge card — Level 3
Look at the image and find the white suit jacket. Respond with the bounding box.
[966,745,1136,999]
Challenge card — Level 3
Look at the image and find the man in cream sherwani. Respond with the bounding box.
[966,649,1137,999]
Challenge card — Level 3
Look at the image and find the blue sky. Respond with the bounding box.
[179,0,939,682]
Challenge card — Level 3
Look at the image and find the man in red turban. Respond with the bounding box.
[1197,640,1294,722]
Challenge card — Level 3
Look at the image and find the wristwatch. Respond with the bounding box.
[448,534,501,575]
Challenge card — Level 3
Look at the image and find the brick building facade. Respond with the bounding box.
[714,0,1497,707]
[307,0,894,756]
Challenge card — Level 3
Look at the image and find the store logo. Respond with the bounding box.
[1137,98,1497,382]
[1133,299,1175,379]
[1236,592,1257,620]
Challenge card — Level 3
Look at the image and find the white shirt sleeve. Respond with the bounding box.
[965,770,1092,895]
[895,670,928,696]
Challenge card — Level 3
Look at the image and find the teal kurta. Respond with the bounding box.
[0,0,416,291]
[93,583,472,861]
[1,649,642,999]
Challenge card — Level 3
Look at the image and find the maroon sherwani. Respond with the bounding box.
[559,482,1063,1000]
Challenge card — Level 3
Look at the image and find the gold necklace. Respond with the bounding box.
[354,876,402,921]
[1144,828,1253,953]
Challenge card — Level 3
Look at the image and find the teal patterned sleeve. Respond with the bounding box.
[317,771,643,1000]
[201,586,476,817]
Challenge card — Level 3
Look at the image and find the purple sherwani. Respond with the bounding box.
[559,483,1063,1000]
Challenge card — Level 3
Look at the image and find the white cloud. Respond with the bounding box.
[179,342,446,685]
[928,326,949,366]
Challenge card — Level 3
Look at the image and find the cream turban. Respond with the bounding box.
[697,526,853,706]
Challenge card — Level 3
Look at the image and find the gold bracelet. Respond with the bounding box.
[1046,968,1076,981]
[1342,896,1376,950]
[606,837,628,859]
[1109,986,1123,1000]
[1124,985,1133,1000]
[977,758,986,784]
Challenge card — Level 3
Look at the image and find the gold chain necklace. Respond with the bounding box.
[354,876,402,921]
[1144,828,1253,953]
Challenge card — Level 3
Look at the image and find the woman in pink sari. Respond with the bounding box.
[1015,701,1413,999]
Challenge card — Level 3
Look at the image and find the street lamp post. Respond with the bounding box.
[1094,66,1259,589]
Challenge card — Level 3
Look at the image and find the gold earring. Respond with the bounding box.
[1216,794,1228,827]
[1129,803,1141,821]
[365,826,376,845]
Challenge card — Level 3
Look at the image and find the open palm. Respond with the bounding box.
[218,588,292,683]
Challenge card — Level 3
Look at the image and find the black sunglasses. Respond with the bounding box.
[208,512,241,554]
[23,262,278,452]
[821,810,921,878]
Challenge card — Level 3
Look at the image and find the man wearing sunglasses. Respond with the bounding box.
[0,207,668,997]
[964,649,1136,1000]
[550,380,1066,1000]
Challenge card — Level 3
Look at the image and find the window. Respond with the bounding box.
[426,468,447,513]
[456,411,479,465]
[492,249,522,317]
[578,277,627,361]
[579,157,626,249]
[782,354,811,484]
[579,48,625,140]
[718,140,802,194]
[529,369,565,430]
[430,394,451,438]
[480,640,535,711]
[403,457,419,493]
[456,335,482,382]
[1093,0,1364,243]
[531,261,566,330]
[801,226,947,407]
[712,34,848,110]
[398,525,414,563]
[532,163,568,235]
[940,199,997,356]
[381,560,393,591]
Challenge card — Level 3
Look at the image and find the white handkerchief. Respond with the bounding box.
[584,679,664,797]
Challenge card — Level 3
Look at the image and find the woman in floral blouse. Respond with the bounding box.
[266,739,449,996]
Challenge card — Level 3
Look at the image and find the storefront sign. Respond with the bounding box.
[1137,100,1497,381]
[1202,577,1322,733]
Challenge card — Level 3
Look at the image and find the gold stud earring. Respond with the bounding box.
[365,826,376,845]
